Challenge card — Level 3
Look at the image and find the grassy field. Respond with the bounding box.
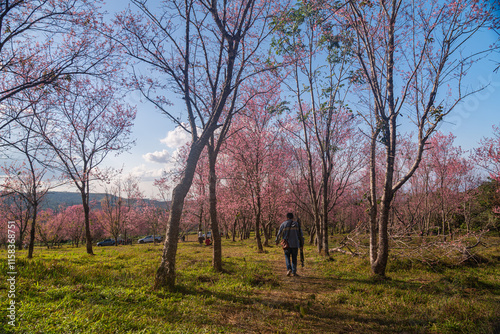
[1,236,499,333]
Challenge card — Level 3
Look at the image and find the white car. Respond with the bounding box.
[138,235,162,244]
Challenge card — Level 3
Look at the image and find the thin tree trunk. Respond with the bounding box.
[368,129,379,266]
[208,143,222,272]
[255,193,264,252]
[27,205,38,259]
[232,218,237,242]
[314,213,322,253]
[80,188,94,256]
[322,173,329,256]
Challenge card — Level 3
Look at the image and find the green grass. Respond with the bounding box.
[1,237,499,333]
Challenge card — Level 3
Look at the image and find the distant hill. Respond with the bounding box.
[41,192,169,211]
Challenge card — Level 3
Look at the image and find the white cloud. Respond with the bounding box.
[128,164,166,179]
[160,126,191,148]
[142,150,170,164]
[142,125,193,167]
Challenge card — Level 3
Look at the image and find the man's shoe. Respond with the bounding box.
[292,273,299,277]
[286,270,292,276]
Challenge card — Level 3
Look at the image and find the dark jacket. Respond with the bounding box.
[275,219,303,249]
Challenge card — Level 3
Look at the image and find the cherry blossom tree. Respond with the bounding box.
[202,75,283,270]
[0,189,30,249]
[33,77,136,255]
[477,124,500,185]
[99,188,127,245]
[0,0,118,151]
[115,0,287,288]
[426,133,472,235]
[63,205,86,247]
[0,105,59,257]
[36,208,66,248]
[272,0,364,255]
[1,160,51,256]
[96,175,145,245]
[388,133,477,236]
[475,123,500,220]
[122,175,145,242]
[343,0,499,277]
[222,95,288,251]
[141,202,168,245]
[216,167,254,241]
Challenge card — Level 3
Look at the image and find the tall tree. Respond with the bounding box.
[100,183,127,245]
[115,0,285,288]
[426,132,471,236]
[34,77,136,255]
[0,186,31,249]
[272,0,362,255]
[63,205,88,247]
[36,208,66,249]
[344,0,499,277]
[0,117,54,258]
[223,88,289,251]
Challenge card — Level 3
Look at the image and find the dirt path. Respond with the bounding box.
[270,249,338,298]
[220,247,362,333]
[235,249,350,333]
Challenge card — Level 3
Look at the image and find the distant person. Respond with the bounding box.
[205,237,212,246]
[198,231,204,245]
[275,213,303,277]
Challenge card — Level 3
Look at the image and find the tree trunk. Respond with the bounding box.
[322,173,329,256]
[369,131,380,264]
[208,143,223,272]
[371,107,397,277]
[232,218,237,242]
[255,212,264,252]
[255,190,264,252]
[27,205,38,259]
[154,140,205,290]
[262,222,271,247]
[308,224,316,244]
[80,189,94,255]
[314,213,322,253]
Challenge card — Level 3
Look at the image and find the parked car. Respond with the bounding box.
[97,239,115,246]
[138,235,162,244]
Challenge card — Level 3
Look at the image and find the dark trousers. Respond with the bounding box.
[284,248,299,274]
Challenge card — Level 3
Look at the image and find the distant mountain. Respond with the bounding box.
[41,192,169,211]
[43,192,102,210]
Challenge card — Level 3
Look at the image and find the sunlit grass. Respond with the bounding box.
[0,236,499,333]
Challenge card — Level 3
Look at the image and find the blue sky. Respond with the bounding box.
[1,0,496,199]
[98,0,500,198]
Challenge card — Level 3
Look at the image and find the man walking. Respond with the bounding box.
[275,213,303,277]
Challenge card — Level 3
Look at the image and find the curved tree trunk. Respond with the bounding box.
[154,140,205,290]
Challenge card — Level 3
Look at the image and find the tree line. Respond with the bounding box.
[0,0,499,290]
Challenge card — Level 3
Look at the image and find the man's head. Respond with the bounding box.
[286,212,294,220]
